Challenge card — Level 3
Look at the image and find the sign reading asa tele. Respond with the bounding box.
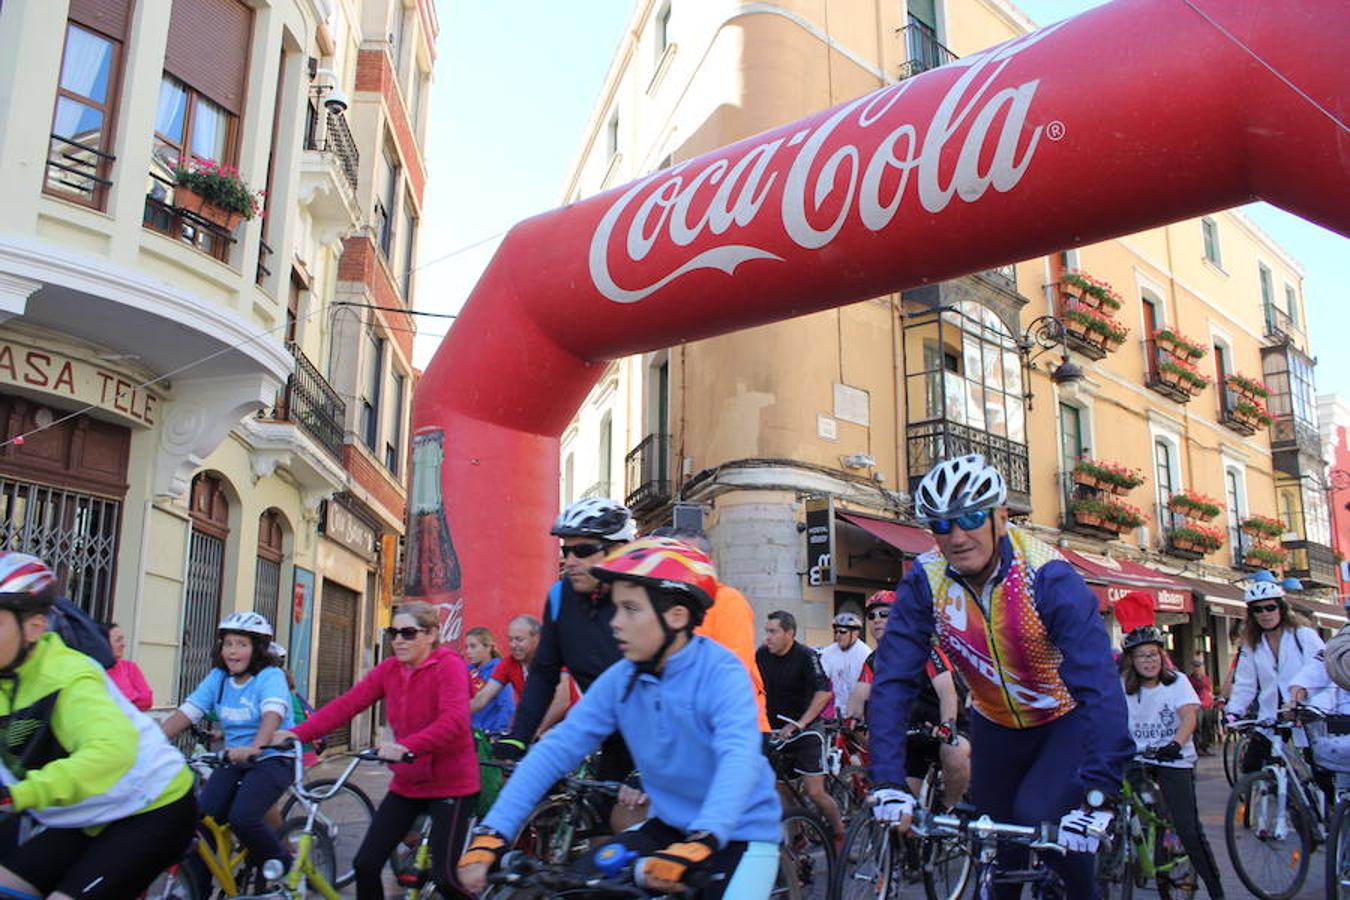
[321,499,377,562]
[0,338,161,427]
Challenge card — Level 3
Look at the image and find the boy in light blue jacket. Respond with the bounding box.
[458,536,781,897]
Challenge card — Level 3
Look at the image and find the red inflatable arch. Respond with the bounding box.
[404,0,1349,644]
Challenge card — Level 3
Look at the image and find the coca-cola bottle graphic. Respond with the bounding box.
[403,428,463,644]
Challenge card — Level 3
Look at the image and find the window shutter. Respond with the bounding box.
[68,0,132,41]
[164,0,252,114]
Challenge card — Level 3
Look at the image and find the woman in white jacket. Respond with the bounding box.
[1226,578,1324,775]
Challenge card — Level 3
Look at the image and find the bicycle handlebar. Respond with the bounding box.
[487,851,647,897]
[909,809,1103,855]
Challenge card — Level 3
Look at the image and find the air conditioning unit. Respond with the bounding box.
[672,502,705,533]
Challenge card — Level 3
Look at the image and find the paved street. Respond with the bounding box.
[307,748,1331,898]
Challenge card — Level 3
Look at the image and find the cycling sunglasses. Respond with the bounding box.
[560,542,607,559]
[385,626,428,641]
[1248,602,1281,614]
[867,608,890,621]
[927,508,992,535]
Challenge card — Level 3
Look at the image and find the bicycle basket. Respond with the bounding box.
[1305,717,1350,773]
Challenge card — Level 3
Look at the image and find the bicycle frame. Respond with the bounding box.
[1259,731,1325,841]
[280,828,339,900]
[1119,770,1189,882]
[195,815,251,896]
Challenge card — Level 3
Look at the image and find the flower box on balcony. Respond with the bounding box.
[1225,372,1270,400]
[172,158,263,232]
[1061,270,1124,312]
[1167,490,1222,521]
[1073,458,1143,495]
[1153,328,1207,360]
[1073,497,1144,534]
[1062,306,1129,355]
[1158,358,1209,396]
[1244,545,1288,569]
[1167,524,1224,554]
[1241,515,1285,539]
[1230,397,1272,428]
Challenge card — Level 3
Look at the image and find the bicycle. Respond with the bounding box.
[1094,756,1196,899]
[822,719,872,822]
[276,753,376,888]
[482,849,652,898]
[1223,711,1330,899]
[765,727,838,899]
[510,762,623,865]
[832,727,971,900]
[1327,776,1350,900]
[910,807,1100,899]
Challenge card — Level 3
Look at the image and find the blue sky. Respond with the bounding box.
[414,0,1347,399]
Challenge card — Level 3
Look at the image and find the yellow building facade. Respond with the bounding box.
[560,0,1338,669]
[0,0,432,736]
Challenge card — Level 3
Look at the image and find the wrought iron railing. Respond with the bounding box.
[256,238,273,285]
[1144,338,1197,404]
[898,17,957,80]
[625,433,671,513]
[908,420,1030,509]
[1263,301,1302,344]
[270,343,346,458]
[304,109,360,194]
[46,133,114,203]
[1219,386,1257,436]
[1284,539,1338,589]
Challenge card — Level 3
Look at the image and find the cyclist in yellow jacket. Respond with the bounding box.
[0,552,196,899]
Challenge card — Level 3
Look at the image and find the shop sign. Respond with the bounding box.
[321,500,376,561]
[804,496,835,586]
[1103,584,1192,613]
[0,338,161,427]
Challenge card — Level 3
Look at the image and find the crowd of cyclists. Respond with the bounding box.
[0,452,1347,897]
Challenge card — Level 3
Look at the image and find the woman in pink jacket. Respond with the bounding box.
[277,602,478,899]
[106,622,153,711]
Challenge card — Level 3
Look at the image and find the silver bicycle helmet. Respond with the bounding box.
[550,498,636,542]
[218,611,274,638]
[913,454,1008,521]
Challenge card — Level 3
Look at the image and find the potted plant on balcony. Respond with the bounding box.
[1241,514,1286,540]
[1231,397,1272,428]
[1100,460,1145,494]
[1152,327,1207,360]
[1072,458,1108,489]
[1158,357,1210,395]
[1244,544,1288,570]
[1072,497,1110,528]
[1061,270,1124,312]
[1167,489,1222,521]
[1225,372,1269,400]
[1103,499,1146,533]
[1168,524,1224,554]
[172,157,264,230]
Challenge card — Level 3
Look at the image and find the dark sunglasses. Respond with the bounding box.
[385,626,428,641]
[1249,602,1281,614]
[833,627,858,635]
[561,542,607,559]
[867,608,890,621]
[928,509,991,536]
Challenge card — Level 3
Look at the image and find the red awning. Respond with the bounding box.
[1061,549,1194,614]
[838,512,936,556]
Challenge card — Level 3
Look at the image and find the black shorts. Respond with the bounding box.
[905,732,942,780]
[0,787,198,898]
[776,729,827,777]
[572,818,762,899]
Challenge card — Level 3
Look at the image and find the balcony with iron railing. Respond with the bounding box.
[267,342,346,459]
[1283,539,1339,589]
[909,420,1030,513]
[300,107,362,239]
[1263,301,1304,346]
[625,433,671,514]
[1270,411,1322,474]
[898,17,958,80]
[1144,339,1202,404]
[143,172,237,262]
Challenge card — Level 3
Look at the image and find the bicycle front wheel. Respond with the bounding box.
[780,807,834,900]
[1224,770,1313,899]
[1223,731,1246,788]
[920,825,970,900]
[515,796,603,865]
[831,813,899,900]
[278,816,338,896]
[279,778,375,888]
[1328,797,1350,900]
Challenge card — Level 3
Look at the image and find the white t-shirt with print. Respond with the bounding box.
[1124,675,1200,769]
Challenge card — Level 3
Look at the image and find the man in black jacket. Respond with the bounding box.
[493,498,640,826]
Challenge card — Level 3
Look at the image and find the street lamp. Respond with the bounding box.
[1019,315,1082,408]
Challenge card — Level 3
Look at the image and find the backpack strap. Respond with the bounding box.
[548,581,563,623]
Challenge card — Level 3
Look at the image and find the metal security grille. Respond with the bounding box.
[253,557,281,627]
[178,530,225,704]
[0,478,120,622]
[316,581,357,746]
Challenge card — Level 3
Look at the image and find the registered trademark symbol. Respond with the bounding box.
[1046,121,1066,141]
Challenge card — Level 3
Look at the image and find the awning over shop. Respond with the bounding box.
[1289,596,1346,631]
[838,512,936,557]
[1177,576,1247,616]
[1061,549,1194,614]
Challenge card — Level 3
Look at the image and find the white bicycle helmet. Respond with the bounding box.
[0,552,57,611]
[550,498,636,542]
[1243,581,1285,603]
[913,454,1008,521]
[833,612,863,631]
[218,611,274,638]
[269,642,287,660]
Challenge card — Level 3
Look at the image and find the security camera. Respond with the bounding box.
[324,86,349,114]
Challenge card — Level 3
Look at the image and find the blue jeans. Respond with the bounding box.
[198,756,292,870]
[969,708,1098,899]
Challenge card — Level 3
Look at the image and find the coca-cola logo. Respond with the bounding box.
[589,22,1067,304]
[435,600,463,645]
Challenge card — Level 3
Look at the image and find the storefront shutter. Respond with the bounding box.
[164,0,252,114]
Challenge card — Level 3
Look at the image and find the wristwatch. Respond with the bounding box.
[1084,788,1112,811]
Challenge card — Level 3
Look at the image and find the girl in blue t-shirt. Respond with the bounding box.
[465,626,515,733]
[162,611,295,874]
